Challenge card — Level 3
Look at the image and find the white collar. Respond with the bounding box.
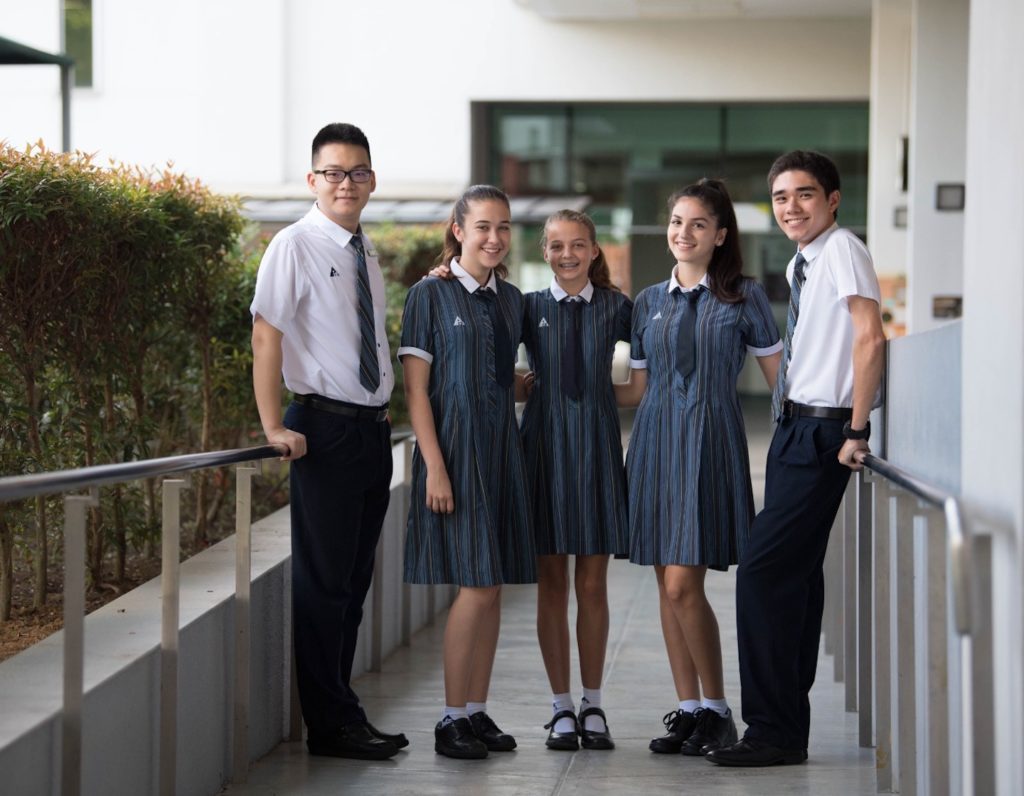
[550,277,594,303]
[668,269,710,294]
[308,202,363,250]
[796,222,839,266]
[450,258,498,294]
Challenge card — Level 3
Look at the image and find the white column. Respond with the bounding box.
[906,0,969,332]
[962,0,1024,793]
[868,0,912,277]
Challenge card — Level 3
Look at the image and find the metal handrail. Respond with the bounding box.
[0,445,286,503]
[859,452,971,634]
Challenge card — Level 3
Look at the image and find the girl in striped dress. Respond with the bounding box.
[399,185,536,760]
[519,210,633,751]
[617,180,782,758]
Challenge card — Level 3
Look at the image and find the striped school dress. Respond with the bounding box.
[399,275,537,586]
[520,285,633,556]
[626,278,781,569]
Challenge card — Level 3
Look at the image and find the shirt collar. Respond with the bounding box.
[450,258,498,294]
[668,269,710,294]
[307,201,361,250]
[796,222,839,267]
[550,277,594,303]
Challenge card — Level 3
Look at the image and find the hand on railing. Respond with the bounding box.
[839,439,870,471]
[264,428,307,461]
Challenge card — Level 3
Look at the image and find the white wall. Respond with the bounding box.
[0,0,870,197]
[906,0,968,332]
[962,0,1024,792]
[868,0,911,276]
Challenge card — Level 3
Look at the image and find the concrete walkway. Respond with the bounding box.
[222,399,877,795]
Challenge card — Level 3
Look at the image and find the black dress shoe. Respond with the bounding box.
[435,717,488,759]
[543,709,579,751]
[364,721,409,749]
[469,711,517,751]
[307,722,399,760]
[578,706,614,750]
[649,709,696,754]
[705,736,807,767]
[680,707,737,755]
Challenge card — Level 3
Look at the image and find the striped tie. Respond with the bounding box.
[675,286,703,379]
[349,232,381,393]
[770,252,808,422]
[561,298,584,400]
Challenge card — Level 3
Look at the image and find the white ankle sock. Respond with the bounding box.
[680,699,701,714]
[702,697,729,717]
[466,701,487,717]
[551,692,576,733]
[580,695,606,733]
[441,705,468,724]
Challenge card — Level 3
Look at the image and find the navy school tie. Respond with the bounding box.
[561,298,584,400]
[477,288,514,389]
[675,286,703,379]
[348,232,381,393]
[770,252,809,421]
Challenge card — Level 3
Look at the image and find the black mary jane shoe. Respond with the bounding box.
[543,709,580,751]
[469,711,517,751]
[435,717,488,759]
[578,705,615,750]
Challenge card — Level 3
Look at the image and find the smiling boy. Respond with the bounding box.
[251,123,406,760]
[707,150,885,767]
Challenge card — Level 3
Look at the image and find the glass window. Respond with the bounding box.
[64,0,93,88]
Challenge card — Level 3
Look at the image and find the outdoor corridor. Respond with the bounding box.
[223,399,877,796]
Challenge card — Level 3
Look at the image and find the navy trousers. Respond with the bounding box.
[736,415,851,750]
[284,401,392,735]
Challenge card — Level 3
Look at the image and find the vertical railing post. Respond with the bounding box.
[969,532,994,796]
[856,470,873,746]
[872,476,894,792]
[893,492,917,795]
[233,463,258,783]
[61,489,98,796]
[160,478,187,796]
[843,483,857,711]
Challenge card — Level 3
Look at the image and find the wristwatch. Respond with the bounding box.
[842,420,871,441]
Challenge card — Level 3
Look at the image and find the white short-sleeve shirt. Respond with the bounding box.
[249,203,394,405]
[784,224,882,409]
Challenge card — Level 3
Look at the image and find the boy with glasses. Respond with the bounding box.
[251,122,405,759]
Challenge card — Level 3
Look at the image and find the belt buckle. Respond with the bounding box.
[782,400,795,419]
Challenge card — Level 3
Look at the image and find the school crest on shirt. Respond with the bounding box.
[538,317,549,328]
[329,267,339,277]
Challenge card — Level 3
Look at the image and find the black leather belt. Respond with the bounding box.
[781,400,852,421]
[293,394,389,422]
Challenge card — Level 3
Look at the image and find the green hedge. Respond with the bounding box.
[0,143,445,623]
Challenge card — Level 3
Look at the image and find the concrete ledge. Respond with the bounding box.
[0,440,452,796]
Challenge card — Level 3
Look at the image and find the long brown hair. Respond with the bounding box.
[540,209,620,292]
[667,179,746,304]
[437,184,511,280]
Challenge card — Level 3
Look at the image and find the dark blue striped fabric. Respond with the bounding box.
[520,288,633,556]
[626,279,780,569]
[400,276,536,586]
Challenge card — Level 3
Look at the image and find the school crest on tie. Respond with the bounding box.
[652,311,663,320]
[538,317,549,328]
[453,316,465,327]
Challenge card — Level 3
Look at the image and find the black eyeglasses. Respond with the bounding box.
[313,168,373,184]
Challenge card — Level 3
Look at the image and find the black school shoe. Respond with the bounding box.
[578,705,615,750]
[705,736,807,766]
[544,709,580,751]
[469,711,517,751]
[680,707,737,756]
[307,721,399,760]
[649,709,697,754]
[365,721,410,749]
[435,717,488,759]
